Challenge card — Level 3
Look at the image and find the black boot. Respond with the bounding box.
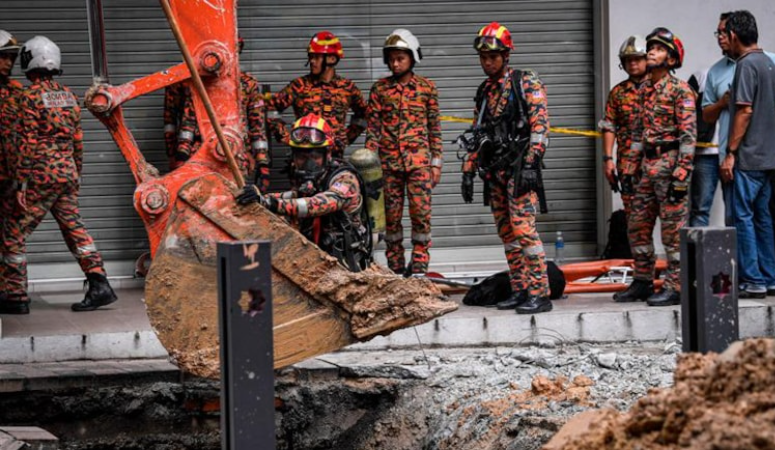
[0,294,30,315]
[495,290,527,310]
[515,295,553,315]
[613,279,653,303]
[646,287,681,307]
[71,273,118,312]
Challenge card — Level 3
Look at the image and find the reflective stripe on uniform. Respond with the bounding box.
[633,245,653,255]
[523,244,544,256]
[431,158,443,168]
[411,232,431,244]
[75,244,98,255]
[164,124,176,133]
[251,140,268,151]
[667,251,681,262]
[679,143,694,155]
[296,198,309,218]
[4,254,26,264]
[597,119,615,133]
[178,131,194,142]
[385,231,403,243]
[530,133,547,145]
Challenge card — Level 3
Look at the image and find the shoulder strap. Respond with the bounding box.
[509,69,530,129]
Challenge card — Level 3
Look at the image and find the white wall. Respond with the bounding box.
[606,0,775,230]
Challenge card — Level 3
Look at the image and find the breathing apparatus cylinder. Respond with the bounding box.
[348,148,386,237]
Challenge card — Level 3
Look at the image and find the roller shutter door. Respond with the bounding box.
[5,0,597,280]
[241,0,598,270]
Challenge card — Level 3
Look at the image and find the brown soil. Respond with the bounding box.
[558,339,775,450]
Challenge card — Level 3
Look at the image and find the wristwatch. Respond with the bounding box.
[602,155,613,162]
[727,147,738,155]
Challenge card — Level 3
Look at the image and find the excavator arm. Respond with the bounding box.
[83,0,456,378]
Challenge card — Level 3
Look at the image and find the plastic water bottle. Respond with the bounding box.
[555,231,565,266]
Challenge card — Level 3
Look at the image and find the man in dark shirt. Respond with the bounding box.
[720,10,775,298]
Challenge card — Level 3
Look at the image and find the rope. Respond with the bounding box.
[440,115,717,148]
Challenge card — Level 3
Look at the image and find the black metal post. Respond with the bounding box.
[218,241,276,450]
[680,227,738,353]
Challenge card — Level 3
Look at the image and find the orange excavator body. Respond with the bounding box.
[84,0,455,378]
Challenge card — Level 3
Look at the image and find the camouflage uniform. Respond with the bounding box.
[0,77,23,245]
[267,160,368,269]
[269,74,367,158]
[366,73,442,274]
[463,68,550,297]
[628,74,696,291]
[177,72,268,183]
[163,82,200,170]
[1,77,106,303]
[599,78,647,215]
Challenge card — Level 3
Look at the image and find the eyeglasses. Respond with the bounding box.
[474,36,505,51]
[291,127,328,146]
[714,30,728,38]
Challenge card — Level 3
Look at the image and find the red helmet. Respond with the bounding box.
[290,114,335,150]
[308,31,344,59]
[646,27,684,69]
[474,22,513,52]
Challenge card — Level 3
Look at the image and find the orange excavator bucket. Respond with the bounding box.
[84,0,455,378]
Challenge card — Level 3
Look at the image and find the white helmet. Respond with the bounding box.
[383,29,422,65]
[618,35,647,61]
[20,36,61,73]
[0,30,21,54]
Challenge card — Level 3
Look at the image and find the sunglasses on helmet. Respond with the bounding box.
[290,127,328,146]
[474,36,505,51]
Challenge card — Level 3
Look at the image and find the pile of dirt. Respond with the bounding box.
[558,338,775,449]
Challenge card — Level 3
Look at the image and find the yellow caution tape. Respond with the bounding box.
[439,115,717,148]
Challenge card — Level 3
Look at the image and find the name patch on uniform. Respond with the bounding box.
[42,91,77,108]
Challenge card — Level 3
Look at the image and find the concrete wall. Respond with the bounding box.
[605,0,775,227]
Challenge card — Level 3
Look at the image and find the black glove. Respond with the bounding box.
[620,175,635,196]
[519,161,541,194]
[461,172,475,204]
[263,194,280,213]
[609,171,621,193]
[667,179,689,204]
[174,149,192,163]
[236,183,262,205]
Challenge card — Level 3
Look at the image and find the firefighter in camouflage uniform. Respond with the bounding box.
[177,38,269,187]
[0,36,117,315]
[0,30,24,289]
[615,28,697,307]
[599,35,649,216]
[237,114,372,272]
[163,81,198,170]
[366,29,442,275]
[461,22,552,315]
[269,31,367,159]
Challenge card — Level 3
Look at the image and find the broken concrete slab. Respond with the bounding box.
[0,427,58,450]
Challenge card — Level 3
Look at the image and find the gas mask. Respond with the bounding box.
[293,151,327,197]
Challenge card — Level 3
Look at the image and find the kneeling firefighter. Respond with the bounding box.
[237,114,375,272]
[459,21,552,314]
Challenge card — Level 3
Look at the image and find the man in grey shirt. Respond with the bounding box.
[720,10,775,298]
